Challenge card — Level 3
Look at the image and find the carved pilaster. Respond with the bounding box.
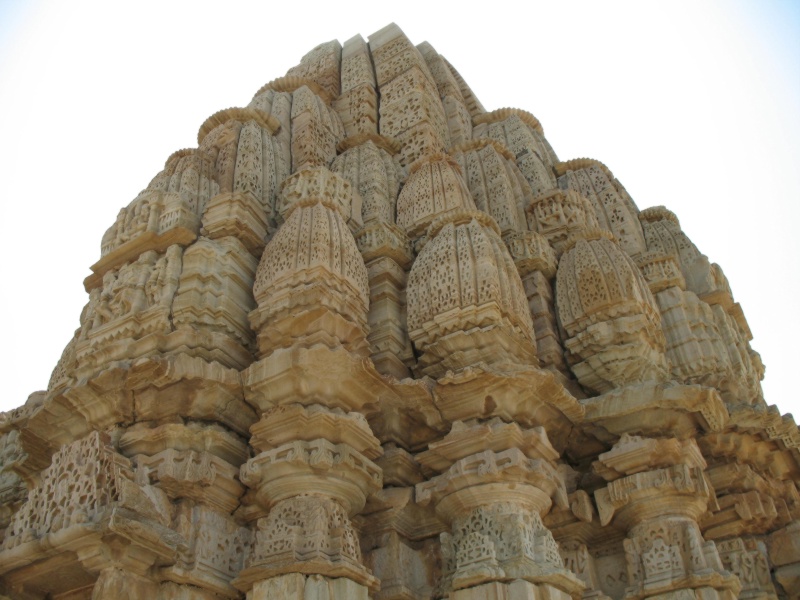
[416,421,583,598]
[594,436,740,600]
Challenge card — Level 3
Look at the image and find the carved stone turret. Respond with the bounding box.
[555,229,669,393]
[407,210,537,379]
[3,22,797,600]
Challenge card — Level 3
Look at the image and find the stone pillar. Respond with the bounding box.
[120,421,251,598]
[416,421,584,599]
[504,229,565,374]
[236,405,382,597]
[356,221,415,378]
[594,435,741,600]
[545,488,613,600]
[237,166,382,597]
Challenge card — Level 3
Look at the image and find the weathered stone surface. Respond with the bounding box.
[2,22,796,600]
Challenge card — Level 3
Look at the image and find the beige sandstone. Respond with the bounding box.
[1,22,798,600]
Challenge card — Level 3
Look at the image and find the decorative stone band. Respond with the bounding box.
[702,489,787,540]
[354,221,413,268]
[553,157,614,180]
[433,364,585,435]
[594,435,707,483]
[86,193,197,291]
[252,75,334,104]
[249,404,382,458]
[473,108,543,135]
[164,147,205,165]
[635,251,687,293]
[408,301,532,353]
[118,421,248,466]
[416,448,568,518]
[336,133,400,155]
[417,420,559,474]
[559,226,616,255]
[426,208,501,240]
[248,264,370,353]
[234,494,378,592]
[503,230,557,278]
[639,205,681,226]
[240,439,382,515]
[407,151,464,177]
[200,191,270,256]
[595,464,715,528]
[449,138,517,162]
[197,107,281,145]
[580,381,730,439]
[277,166,357,223]
[242,343,391,415]
[137,448,244,514]
[727,403,800,449]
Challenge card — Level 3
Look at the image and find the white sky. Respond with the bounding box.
[0,0,798,420]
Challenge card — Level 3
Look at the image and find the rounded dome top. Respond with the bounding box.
[197,107,280,145]
[473,107,543,135]
[556,228,660,336]
[253,76,333,104]
[554,158,613,179]
[639,206,680,226]
[451,141,530,236]
[407,209,534,345]
[253,200,369,312]
[396,154,476,239]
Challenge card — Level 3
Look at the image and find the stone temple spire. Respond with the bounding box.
[1,23,798,600]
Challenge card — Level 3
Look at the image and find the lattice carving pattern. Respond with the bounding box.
[3,432,129,550]
[407,212,535,349]
[1,22,795,600]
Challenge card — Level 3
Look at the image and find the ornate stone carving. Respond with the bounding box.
[172,236,258,353]
[250,179,370,356]
[716,537,777,599]
[241,438,382,515]
[331,139,401,225]
[2,431,173,557]
[396,153,476,241]
[451,139,530,237]
[556,229,668,393]
[370,24,448,166]
[291,85,345,172]
[166,503,251,596]
[407,210,537,378]
[277,165,362,231]
[4,22,797,600]
[473,111,558,195]
[237,495,378,591]
[556,159,646,256]
[286,40,342,98]
[75,245,184,377]
[527,188,600,256]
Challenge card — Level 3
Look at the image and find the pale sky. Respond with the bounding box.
[1,0,798,419]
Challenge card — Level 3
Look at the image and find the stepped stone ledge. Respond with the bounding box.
[2,22,797,600]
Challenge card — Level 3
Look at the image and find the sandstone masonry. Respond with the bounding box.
[1,23,798,600]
